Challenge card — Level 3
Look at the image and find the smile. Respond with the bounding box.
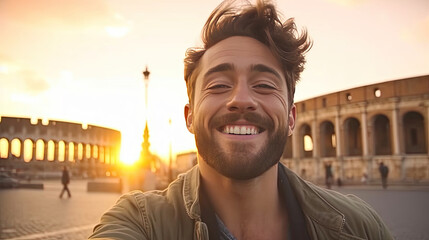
[221,125,262,135]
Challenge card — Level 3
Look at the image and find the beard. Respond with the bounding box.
[194,112,289,180]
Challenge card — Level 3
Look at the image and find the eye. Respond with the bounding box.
[208,84,230,89]
[207,84,231,90]
[254,84,276,89]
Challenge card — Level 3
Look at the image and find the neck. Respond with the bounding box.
[199,157,287,240]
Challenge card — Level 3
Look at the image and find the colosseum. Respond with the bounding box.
[0,117,121,178]
[281,75,429,185]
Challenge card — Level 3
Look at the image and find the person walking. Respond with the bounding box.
[379,162,389,189]
[325,163,334,189]
[59,166,71,198]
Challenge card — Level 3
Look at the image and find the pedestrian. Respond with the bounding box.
[379,162,389,189]
[325,162,334,189]
[59,166,71,198]
[90,1,393,239]
[361,172,368,184]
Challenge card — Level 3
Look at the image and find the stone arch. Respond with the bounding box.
[344,117,362,156]
[0,138,9,159]
[300,124,313,158]
[23,139,34,162]
[372,114,392,155]
[320,121,336,157]
[403,111,427,154]
[47,140,55,161]
[58,140,66,162]
[77,143,84,161]
[11,138,22,158]
[35,139,45,160]
[68,142,75,162]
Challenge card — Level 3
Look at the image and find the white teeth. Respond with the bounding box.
[234,126,240,134]
[222,125,259,135]
[240,126,246,135]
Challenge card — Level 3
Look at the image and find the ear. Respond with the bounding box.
[184,104,194,134]
[287,104,296,136]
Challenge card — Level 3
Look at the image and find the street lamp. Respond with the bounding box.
[140,66,151,168]
[143,66,150,114]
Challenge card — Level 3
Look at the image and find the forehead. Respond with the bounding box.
[199,36,283,77]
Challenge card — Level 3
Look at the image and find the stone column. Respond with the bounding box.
[74,143,79,162]
[98,145,102,164]
[7,139,12,159]
[361,110,369,156]
[44,141,48,161]
[312,120,319,158]
[335,112,342,157]
[19,141,25,161]
[54,141,59,162]
[31,142,36,161]
[64,141,69,162]
[311,119,320,181]
[82,144,87,162]
[335,110,344,181]
[392,100,401,155]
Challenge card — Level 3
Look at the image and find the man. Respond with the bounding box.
[325,162,333,189]
[59,166,71,198]
[379,162,389,189]
[90,1,393,239]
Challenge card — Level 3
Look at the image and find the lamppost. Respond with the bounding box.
[143,66,150,115]
[140,66,151,168]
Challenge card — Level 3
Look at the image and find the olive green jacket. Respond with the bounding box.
[89,164,393,239]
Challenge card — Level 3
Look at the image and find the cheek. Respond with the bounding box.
[259,94,289,129]
[193,94,220,129]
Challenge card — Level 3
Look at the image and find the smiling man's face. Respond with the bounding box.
[185,36,296,180]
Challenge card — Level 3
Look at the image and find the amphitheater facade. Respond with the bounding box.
[0,117,121,178]
[282,75,429,184]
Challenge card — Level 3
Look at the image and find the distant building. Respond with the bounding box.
[0,117,121,178]
[282,75,429,184]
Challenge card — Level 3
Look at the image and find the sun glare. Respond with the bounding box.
[120,135,140,166]
[105,26,130,38]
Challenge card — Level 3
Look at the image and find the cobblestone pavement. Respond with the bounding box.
[0,180,121,240]
[335,185,429,240]
[1,181,428,239]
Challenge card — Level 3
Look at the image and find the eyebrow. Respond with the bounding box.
[251,64,282,80]
[204,63,235,79]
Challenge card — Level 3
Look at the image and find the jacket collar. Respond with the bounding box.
[281,164,345,233]
[182,165,202,221]
[182,164,345,233]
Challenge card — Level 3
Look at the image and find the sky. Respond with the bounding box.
[1,0,428,164]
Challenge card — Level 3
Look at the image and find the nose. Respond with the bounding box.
[226,82,257,112]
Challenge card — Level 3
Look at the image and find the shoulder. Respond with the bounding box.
[90,170,197,239]
[306,180,393,239]
[279,164,392,239]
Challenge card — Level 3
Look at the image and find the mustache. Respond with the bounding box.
[209,112,273,131]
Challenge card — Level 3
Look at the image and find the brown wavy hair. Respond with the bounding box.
[184,0,312,107]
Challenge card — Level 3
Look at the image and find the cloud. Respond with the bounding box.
[0,0,132,34]
[20,70,50,93]
[0,55,50,94]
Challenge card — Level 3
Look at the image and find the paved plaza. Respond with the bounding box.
[1,180,429,240]
[0,180,120,240]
